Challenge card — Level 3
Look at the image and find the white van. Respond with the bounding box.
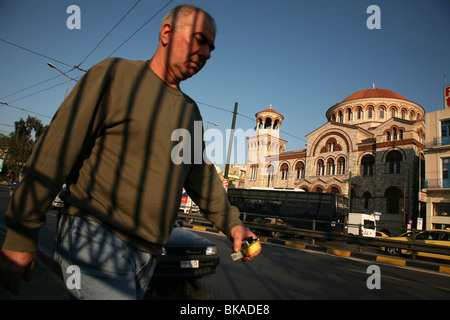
[347,213,376,237]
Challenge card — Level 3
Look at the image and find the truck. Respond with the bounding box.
[346,213,376,237]
[179,189,200,214]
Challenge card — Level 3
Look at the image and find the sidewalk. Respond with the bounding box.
[0,228,70,300]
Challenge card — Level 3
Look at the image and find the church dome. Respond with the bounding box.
[342,88,408,103]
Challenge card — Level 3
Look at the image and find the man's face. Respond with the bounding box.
[166,11,216,83]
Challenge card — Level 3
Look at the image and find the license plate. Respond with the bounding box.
[180,260,199,269]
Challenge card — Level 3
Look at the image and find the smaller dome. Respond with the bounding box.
[256,107,284,120]
[342,88,408,103]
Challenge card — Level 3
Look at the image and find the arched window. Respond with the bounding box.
[379,107,385,119]
[391,108,396,118]
[327,158,335,175]
[250,164,258,180]
[361,154,375,176]
[368,106,374,119]
[317,159,325,176]
[385,186,402,214]
[357,107,363,120]
[281,163,289,180]
[337,157,346,175]
[338,110,343,123]
[386,150,402,174]
[363,191,372,210]
[295,162,305,179]
[347,108,353,121]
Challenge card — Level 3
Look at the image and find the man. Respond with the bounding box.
[0,5,260,299]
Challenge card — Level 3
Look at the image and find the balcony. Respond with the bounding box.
[426,136,450,149]
[423,178,450,189]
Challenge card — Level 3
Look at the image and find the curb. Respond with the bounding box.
[257,236,450,275]
[181,223,450,275]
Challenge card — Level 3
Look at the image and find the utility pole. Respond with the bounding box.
[224,102,238,181]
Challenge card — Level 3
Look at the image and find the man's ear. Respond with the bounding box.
[160,23,173,46]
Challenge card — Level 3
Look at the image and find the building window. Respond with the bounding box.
[250,164,258,180]
[295,162,305,179]
[385,186,402,214]
[337,157,346,175]
[442,157,450,188]
[379,107,385,119]
[368,107,373,119]
[266,164,275,186]
[347,109,353,121]
[281,163,289,180]
[441,120,450,145]
[317,159,325,176]
[391,108,396,118]
[363,191,371,210]
[361,154,375,176]
[328,142,335,152]
[327,158,335,175]
[357,107,363,120]
[434,203,450,216]
[387,150,402,174]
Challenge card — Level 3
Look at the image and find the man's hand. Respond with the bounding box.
[230,225,261,261]
[0,248,37,294]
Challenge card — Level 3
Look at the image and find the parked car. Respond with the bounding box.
[376,231,390,238]
[382,229,450,261]
[152,222,220,278]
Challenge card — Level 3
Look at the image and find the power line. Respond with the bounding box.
[0,102,52,119]
[0,38,75,69]
[78,0,142,68]
[0,1,171,106]
[108,0,174,57]
[196,101,308,143]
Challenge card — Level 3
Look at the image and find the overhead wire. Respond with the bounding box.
[0,38,75,69]
[1,0,170,114]
[0,102,52,119]
[196,101,308,143]
[108,0,174,57]
[77,0,142,68]
[1,1,307,145]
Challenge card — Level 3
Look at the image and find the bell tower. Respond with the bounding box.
[246,105,287,186]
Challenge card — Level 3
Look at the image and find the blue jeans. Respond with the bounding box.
[54,214,157,300]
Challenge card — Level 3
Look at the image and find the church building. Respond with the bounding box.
[245,87,426,235]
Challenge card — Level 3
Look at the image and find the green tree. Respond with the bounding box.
[7,116,48,179]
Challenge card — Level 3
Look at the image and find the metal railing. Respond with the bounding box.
[423,178,450,189]
[177,212,450,260]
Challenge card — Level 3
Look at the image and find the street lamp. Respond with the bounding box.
[205,121,219,138]
[47,62,72,100]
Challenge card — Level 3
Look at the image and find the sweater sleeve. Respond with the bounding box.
[2,58,118,252]
[184,163,243,238]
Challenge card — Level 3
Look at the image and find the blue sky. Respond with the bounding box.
[1,0,449,164]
